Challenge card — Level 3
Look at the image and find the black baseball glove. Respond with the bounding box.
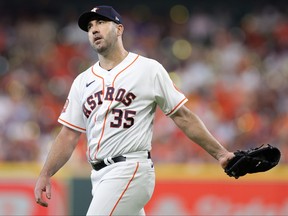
[225,144,281,179]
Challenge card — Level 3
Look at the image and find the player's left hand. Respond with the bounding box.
[224,144,281,179]
[218,152,235,169]
[34,175,51,207]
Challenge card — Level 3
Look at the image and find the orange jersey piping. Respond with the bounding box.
[93,54,140,160]
[166,97,188,116]
[58,118,86,132]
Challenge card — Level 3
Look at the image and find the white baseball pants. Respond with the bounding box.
[86,152,155,216]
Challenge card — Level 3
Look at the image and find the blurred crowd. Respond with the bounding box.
[0,4,287,164]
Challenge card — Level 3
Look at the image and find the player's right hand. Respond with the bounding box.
[34,175,51,207]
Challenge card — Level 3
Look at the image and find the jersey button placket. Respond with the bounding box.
[105,72,112,86]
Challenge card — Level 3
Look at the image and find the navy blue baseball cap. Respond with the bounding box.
[78,6,123,32]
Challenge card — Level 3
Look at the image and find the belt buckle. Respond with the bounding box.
[104,157,115,165]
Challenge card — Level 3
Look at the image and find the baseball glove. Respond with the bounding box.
[225,144,281,179]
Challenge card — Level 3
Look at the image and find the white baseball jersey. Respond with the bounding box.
[58,52,187,163]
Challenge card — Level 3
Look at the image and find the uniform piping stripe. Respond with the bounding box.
[91,66,105,95]
[112,54,139,86]
[58,118,86,131]
[109,162,139,216]
[166,98,188,116]
[95,100,113,156]
[94,54,140,160]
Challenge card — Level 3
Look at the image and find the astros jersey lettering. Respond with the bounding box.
[58,52,187,163]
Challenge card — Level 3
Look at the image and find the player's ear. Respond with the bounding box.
[116,24,124,36]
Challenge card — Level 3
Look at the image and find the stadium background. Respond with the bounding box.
[0,0,287,215]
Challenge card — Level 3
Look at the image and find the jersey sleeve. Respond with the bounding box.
[58,77,86,133]
[154,63,188,116]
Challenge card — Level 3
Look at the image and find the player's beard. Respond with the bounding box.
[91,39,107,54]
[90,28,118,56]
[91,38,117,56]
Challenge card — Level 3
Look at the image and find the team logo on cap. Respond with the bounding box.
[91,8,98,12]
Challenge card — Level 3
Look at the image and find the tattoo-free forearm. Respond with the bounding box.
[171,106,229,160]
[39,126,81,177]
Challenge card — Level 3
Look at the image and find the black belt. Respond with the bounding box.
[91,152,151,171]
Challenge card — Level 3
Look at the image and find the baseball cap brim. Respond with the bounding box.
[78,12,110,32]
[78,6,122,32]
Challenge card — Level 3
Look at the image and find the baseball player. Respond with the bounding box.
[34,5,235,215]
